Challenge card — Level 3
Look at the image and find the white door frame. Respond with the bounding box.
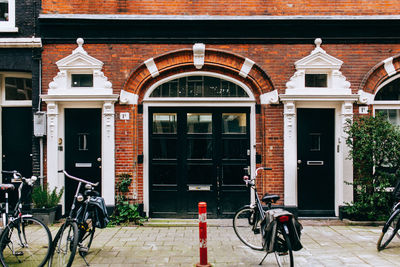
[142,72,256,216]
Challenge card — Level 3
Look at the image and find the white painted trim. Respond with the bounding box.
[143,71,255,101]
[142,73,256,216]
[383,57,396,77]
[0,38,42,48]
[260,90,279,104]
[119,90,138,105]
[0,0,17,33]
[281,100,354,216]
[144,58,159,78]
[44,101,117,209]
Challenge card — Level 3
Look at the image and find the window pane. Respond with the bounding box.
[222,113,246,134]
[71,74,93,87]
[5,77,32,100]
[152,138,177,159]
[150,76,249,98]
[0,2,8,21]
[152,164,177,184]
[375,78,400,100]
[153,113,177,134]
[376,109,400,126]
[305,74,327,87]
[187,113,212,133]
[222,165,247,185]
[187,138,212,159]
[187,164,212,184]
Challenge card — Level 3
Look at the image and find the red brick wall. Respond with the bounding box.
[42,42,400,203]
[42,0,400,16]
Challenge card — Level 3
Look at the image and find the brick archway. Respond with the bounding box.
[360,54,400,94]
[123,48,275,102]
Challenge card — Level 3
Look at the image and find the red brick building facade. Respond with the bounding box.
[39,1,400,217]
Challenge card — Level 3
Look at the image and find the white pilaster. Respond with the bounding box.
[102,101,116,206]
[46,102,60,190]
[283,101,297,206]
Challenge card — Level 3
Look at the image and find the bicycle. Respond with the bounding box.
[233,167,301,267]
[49,170,109,267]
[377,180,400,251]
[0,170,53,267]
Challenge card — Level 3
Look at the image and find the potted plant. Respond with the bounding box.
[31,185,64,225]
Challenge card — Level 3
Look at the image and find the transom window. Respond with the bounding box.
[0,0,8,21]
[150,76,249,98]
[374,77,400,126]
[305,74,327,88]
[0,73,32,106]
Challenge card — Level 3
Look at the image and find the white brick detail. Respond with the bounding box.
[193,43,205,69]
[239,58,255,78]
[383,57,396,77]
[144,58,159,78]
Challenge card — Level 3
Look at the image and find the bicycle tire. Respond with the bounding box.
[274,224,294,267]
[49,221,79,267]
[0,216,52,267]
[377,211,400,251]
[78,219,95,258]
[233,206,263,251]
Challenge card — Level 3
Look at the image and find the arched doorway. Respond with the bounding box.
[143,72,256,218]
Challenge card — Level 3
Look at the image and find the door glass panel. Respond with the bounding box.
[222,165,247,185]
[187,113,212,133]
[78,133,89,151]
[152,138,177,159]
[152,164,177,184]
[222,113,246,134]
[187,138,212,159]
[223,139,247,158]
[310,133,321,151]
[187,165,212,184]
[153,113,177,134]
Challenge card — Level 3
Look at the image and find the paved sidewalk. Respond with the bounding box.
[48,220,400,267]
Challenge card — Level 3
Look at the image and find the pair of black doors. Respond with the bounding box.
[149,107,250,218]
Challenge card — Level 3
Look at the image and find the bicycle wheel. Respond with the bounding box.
[0,216,52,267]
[49,221,79,267]
[274,224,294,267]
[233,206,263,250]
[377,211,400,251]
[78,218,95,258]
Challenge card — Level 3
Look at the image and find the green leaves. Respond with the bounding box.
[344,114,400,220]
[32,185,64,209]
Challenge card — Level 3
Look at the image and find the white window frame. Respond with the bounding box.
[373,74,400,124]
[0,0,17,32]
[0,72,32,107]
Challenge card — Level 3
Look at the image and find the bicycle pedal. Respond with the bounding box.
[14,251,23,256]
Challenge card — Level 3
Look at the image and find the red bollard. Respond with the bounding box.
[196,202,211,267]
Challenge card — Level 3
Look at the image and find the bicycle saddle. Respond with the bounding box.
[0,184,15,191]
[262,193,280,204]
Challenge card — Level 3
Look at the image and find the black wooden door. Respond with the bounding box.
[297,108,335,216]
[65,109,101,212]
[149,107,250,218]
[2,107,32,177]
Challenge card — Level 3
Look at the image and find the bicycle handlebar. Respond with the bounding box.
[243,167,272,186]
[59,170,99,187]
[1,170,37,186]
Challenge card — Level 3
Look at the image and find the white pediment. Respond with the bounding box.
[295,39,343,70]
[283,38,351,96]
[47,38,113,96]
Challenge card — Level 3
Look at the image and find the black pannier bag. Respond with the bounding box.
[262,209,303,253]
[77,196,109,229]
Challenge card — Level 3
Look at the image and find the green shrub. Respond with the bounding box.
[31,185,64,209]
[344,114,400,220]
